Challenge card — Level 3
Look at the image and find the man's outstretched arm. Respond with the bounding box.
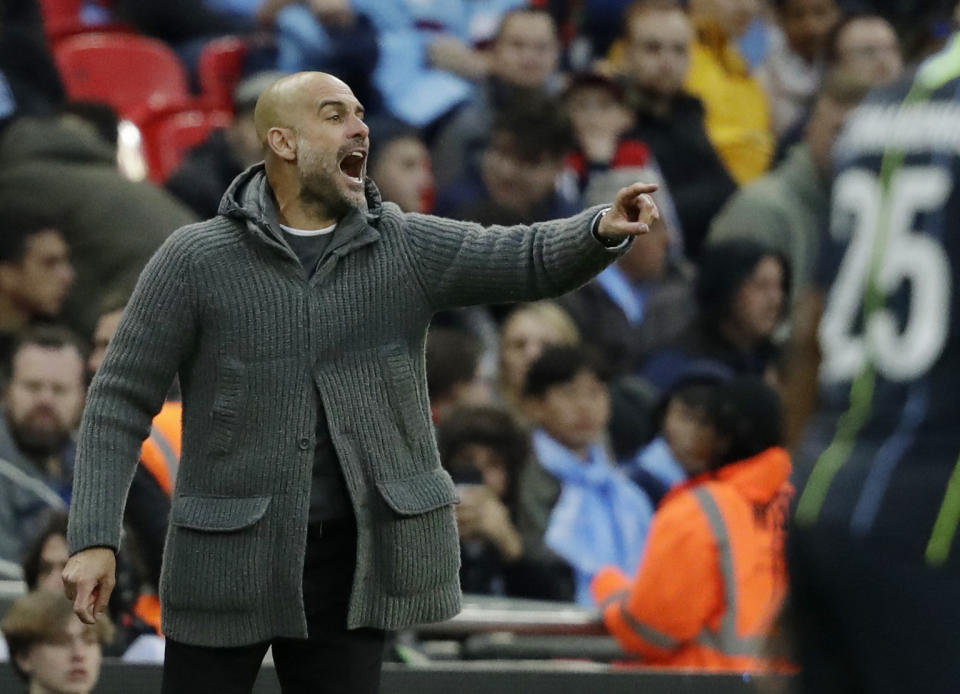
[404,183,660,311]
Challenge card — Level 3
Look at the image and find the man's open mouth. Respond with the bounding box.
[339,150,366,185]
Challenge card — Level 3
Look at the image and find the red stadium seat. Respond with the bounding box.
[198,36,249,113]
[140,109,232,184]
[53,33,194,121]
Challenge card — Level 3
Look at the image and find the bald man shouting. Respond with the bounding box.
[61,72,659,693]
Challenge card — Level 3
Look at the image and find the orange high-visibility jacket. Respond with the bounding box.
[138,401,182,496]
[592,447,793,670]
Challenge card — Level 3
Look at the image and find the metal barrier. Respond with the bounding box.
[0,661,788,693]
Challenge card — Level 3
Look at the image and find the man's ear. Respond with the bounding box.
[266,127,297,161]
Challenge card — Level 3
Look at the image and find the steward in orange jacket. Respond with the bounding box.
[592,377,793,670]
[138,400,182,496]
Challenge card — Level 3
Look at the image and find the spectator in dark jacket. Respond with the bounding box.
[436,95,581,225]
[620,0,737,258]
[166,71,279,219]
[0,0,65,127]
[642,240,790,391]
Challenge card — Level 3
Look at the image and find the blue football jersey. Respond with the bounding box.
[796,35,960,565]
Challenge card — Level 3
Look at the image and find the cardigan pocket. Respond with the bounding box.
[206,358,246,457]
[375,468,461,596]
[163,495,270,612]
[377,342,436,475]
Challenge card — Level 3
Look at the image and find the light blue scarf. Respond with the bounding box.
[625,436,689,490]
[534,430,654,606]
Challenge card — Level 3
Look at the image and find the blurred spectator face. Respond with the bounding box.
[565,83,634,160]
[449,444,509,498]
[37,533,69,592]
[482,132,564,212]
[625,9,693,98]
[15,613,103,694]
[618,222,670,281]
[690,0,758,39]
[226,111,266,168]
[807,92,857,173]
[778,0,841,63]
[833,17,902,85]
[663,394,717,476]
[491,11,559,88]
[528,369,611,453]
[371,136,435,213]
[728,255,786,342]
[88,308,123,376]
[5,344,85,457]
[500,309,576,397]
[0,230,76,318]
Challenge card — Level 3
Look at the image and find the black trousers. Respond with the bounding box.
[788,521,960,694]
[162,519,386,694]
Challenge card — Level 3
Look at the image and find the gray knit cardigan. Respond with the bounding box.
[67,165,627,647]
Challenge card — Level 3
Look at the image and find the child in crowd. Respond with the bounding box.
[2,589,114,694]
[437,404,528,597]
[623,361,734,507]
[593,376,793,670]
[517,345,652,605]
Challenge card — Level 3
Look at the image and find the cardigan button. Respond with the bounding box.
[298,437,311,450]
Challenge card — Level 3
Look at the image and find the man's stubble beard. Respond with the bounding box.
[297,144,366,221]
[8,411,71,462]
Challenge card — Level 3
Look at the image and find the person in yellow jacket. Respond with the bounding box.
[592,376,792,670]
[685,0,774,184]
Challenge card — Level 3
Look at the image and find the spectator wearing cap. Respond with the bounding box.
[562,72,681,237]
[166,71,283,219]
[431,6,561,184]
[619,0,737,259]
[641,240,790,391]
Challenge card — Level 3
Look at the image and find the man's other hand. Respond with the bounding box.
[597,182,660,242]
[62,548,117,625]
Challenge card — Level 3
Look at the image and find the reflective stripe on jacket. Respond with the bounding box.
[138,401,182,496]
[592,447,793,670]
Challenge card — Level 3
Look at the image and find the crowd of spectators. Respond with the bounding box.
[0,0,953,675]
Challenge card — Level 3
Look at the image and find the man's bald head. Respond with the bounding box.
[253,72,370,226]
[253,72,354,144]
